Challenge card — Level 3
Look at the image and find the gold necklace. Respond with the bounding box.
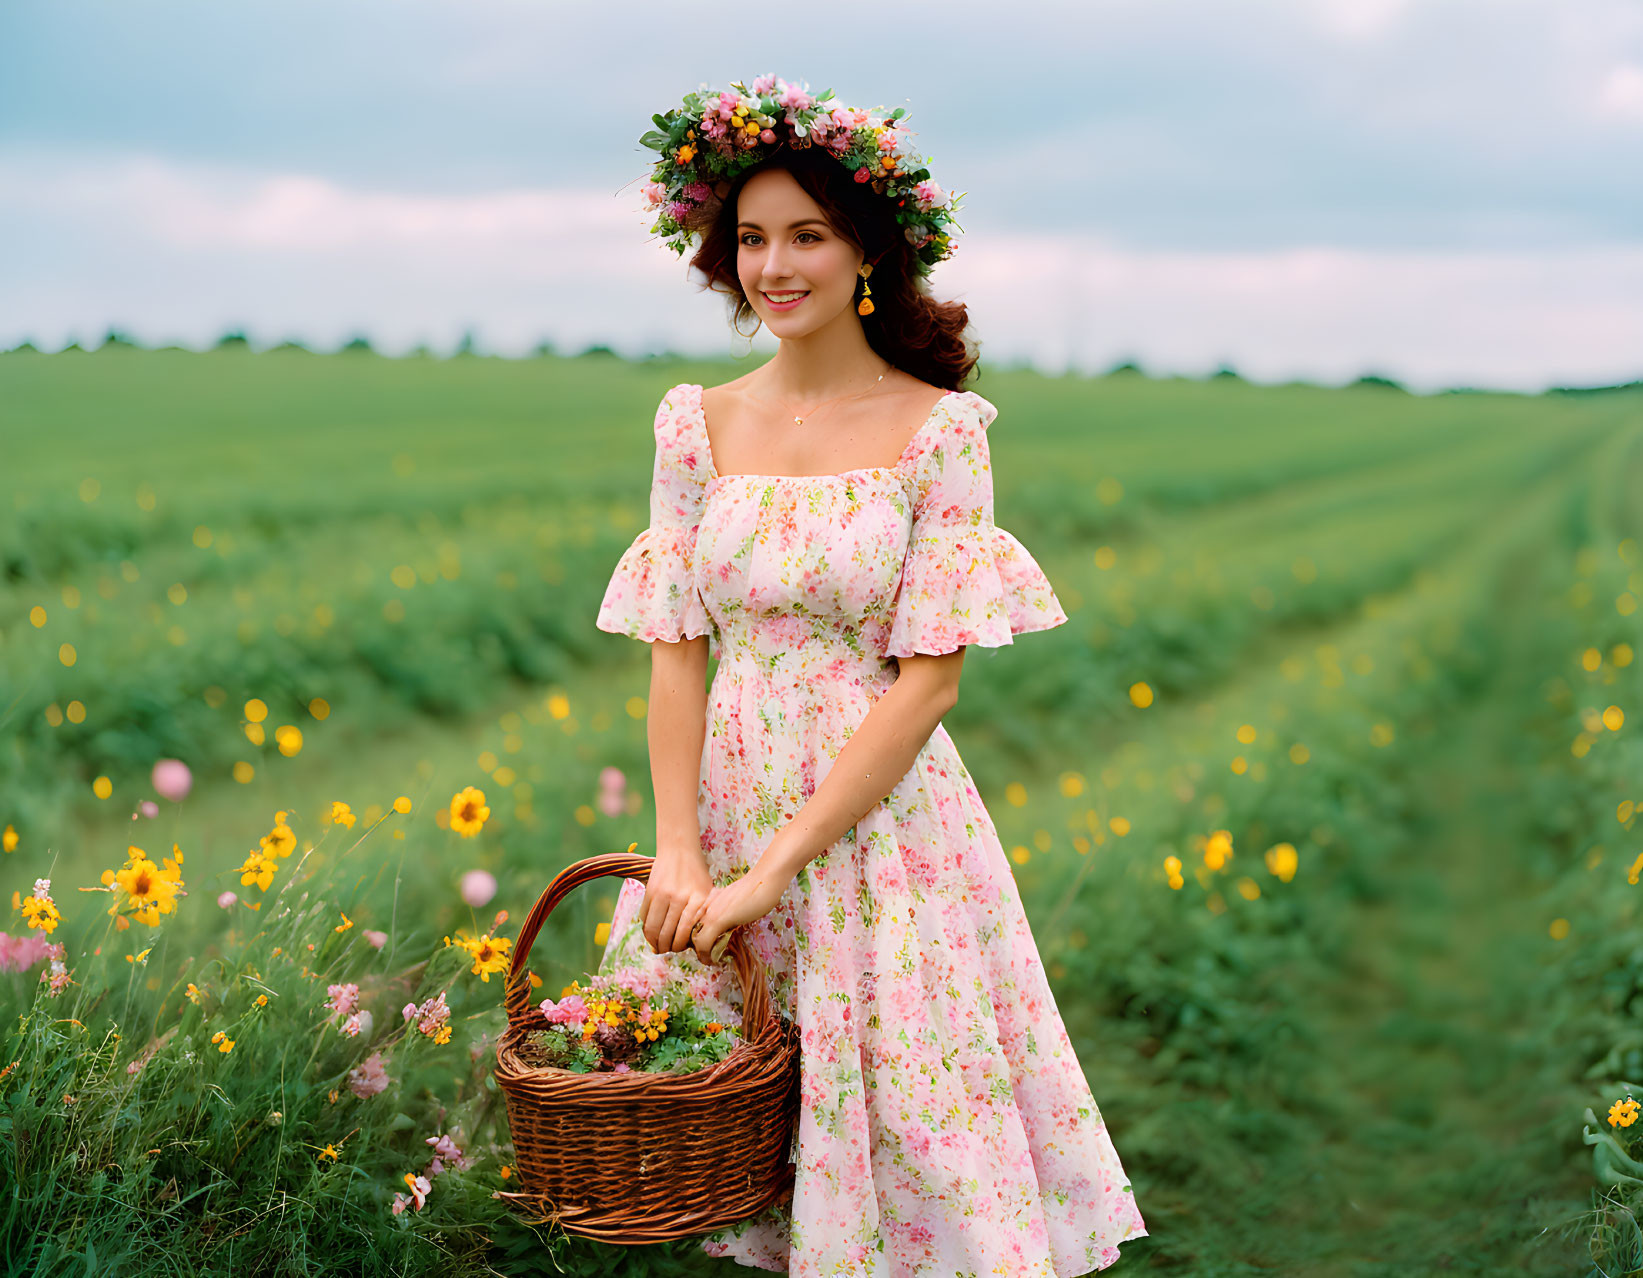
[783,361,894,426]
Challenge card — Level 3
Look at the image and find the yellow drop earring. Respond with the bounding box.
[857,263,875,316]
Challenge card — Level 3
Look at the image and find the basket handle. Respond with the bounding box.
[502,851,770,1039]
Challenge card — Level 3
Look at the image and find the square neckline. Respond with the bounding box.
[686,382,963,489]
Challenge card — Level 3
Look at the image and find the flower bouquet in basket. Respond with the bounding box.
[519,973,740,1076]
[493,848,801,1244]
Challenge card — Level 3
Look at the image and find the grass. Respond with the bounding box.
[1,346,1639,1274]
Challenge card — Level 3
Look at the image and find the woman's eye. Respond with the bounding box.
[740,232,821,246]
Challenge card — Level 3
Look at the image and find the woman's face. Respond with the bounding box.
[734,167,864,336]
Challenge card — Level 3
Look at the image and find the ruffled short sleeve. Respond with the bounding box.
[885,392,1069,658]
[595,384,714,643]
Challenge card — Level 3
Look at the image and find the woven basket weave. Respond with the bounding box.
[493,851,802,1242]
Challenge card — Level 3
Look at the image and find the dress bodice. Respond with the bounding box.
[596,382,1069,687]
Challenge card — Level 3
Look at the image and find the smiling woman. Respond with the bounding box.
[684,142,977,393]
[580,74,1148,1278]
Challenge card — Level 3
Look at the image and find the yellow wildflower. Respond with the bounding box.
[255,994,269,1007]
[432,1024,452,1046]
[464,932,511,983]
[1611,1096,1640,1128]
[185,983,203,1005]
[116,852,182,927]
[210,1031,235,1054]
[334,911,353,934]
[330,801,356,830]
[317,1144,339,1162]
[449,786,490,838]
[2,823,17,852]
[21,888,61,934]
[238,851,276,892]
[260,820,296,860]
[393,796,412,814]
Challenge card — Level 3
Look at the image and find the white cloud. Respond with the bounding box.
[1,152,1637,393]
[1310,0,1418,40]
[1598,63,1643,123]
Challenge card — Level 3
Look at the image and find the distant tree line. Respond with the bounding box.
[2,332,1638,395]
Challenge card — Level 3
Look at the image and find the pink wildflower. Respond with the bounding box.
[347,1049,391,1099]
[459,870,496,908]
[217,891,237,909]
[402,991,450,1039]
[151,758,192,802]
[402,1173,431,1211]
[364,929,387,949]
[424,1132,465,1177]
[0,931,51,974]
[41,943,71,996]
[324,982,359,1023]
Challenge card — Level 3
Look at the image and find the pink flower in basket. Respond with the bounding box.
[607,963,663,1000]
[537,993,587,1026]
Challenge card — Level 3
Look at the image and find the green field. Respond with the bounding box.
[1,346,1639,1275]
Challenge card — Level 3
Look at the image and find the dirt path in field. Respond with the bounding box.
[1254,534,1597,1275]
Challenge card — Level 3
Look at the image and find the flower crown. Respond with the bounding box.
[638,73,965,278]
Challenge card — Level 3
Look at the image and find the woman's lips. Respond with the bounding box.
[763,291,809,311]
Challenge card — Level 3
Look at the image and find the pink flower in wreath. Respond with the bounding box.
[913,179,948,211]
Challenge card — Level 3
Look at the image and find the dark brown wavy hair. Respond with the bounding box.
[683,141,979,391]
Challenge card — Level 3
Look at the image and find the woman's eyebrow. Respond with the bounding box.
[737,218,828,230]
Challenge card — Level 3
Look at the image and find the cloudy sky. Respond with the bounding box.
[2,0,1639,392]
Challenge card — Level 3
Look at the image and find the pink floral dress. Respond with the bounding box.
[592,382,1148,1276]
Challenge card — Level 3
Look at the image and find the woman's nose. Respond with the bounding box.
[762,244,795,280]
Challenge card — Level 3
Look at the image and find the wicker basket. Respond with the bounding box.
[493,851,802,1242]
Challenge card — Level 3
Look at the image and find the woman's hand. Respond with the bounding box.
[640,841,714,956]
[690,853,793,964]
